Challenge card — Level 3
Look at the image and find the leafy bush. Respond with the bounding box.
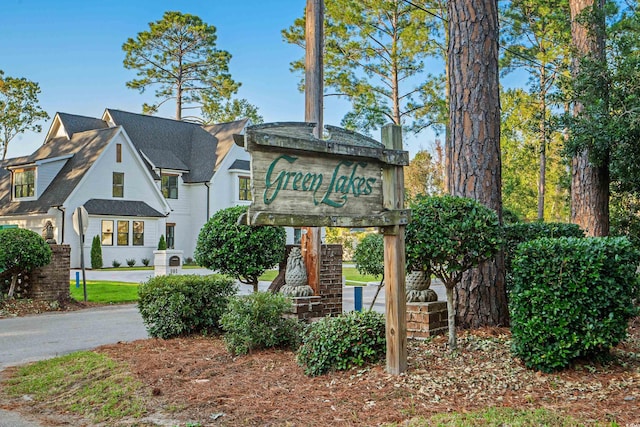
[141,258,150,267]
[0,228,52,297]
[510,237,640,372]
[195,205,286,292]
[126,258,136,267]
[220,292,302,355]
[353,233,383,278]
[112,260,121,268]
[405,195,503,349]
[90,235,103,269]
[138,274,236,339]
[296,310,386,376]
[157,235,167,250]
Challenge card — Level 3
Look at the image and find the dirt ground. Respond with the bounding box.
[1,300,639,426]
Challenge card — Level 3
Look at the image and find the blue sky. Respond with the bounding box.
[1,0,442,159]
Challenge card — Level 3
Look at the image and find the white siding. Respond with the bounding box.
[64,131,168,267]
[36,159,68,198]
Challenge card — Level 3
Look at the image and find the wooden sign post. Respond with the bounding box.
[236,122,409,375]
[381,124,407,374]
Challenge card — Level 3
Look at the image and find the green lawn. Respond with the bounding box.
[258,267,381,285]
[70,281,140,303]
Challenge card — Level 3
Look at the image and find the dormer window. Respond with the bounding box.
[161,174,179,199]
[13,167,36,199]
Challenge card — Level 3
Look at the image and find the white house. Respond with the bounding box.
[0,109,267,268]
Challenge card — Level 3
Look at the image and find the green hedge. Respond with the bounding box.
[220,292,303,355]
[296,310,386,376]
[504,222,584,292]
[138,275,236,339]
[510,237,639,372]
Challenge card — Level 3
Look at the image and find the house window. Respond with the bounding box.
[166,223,175,249]
[13,168,35,199]
[101,220,114,246]
[116,143,122,163]
[161,175,178,199]
[117,220,129,245]
[133,221,144,246]
[113,172,124,198]
[239,176,251,201]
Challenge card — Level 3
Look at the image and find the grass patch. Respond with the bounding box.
[401,407,595,426]
[3,351,147,423]
[258,267,381,285]
[70,281,140,303]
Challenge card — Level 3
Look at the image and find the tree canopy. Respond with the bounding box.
[0,70,49,160]
[282,0,447,137]
[123,11,259,122]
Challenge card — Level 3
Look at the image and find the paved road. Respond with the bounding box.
[0,304,148,370]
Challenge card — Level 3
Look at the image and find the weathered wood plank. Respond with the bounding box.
[247,210,409,227]
[250,150,385,218]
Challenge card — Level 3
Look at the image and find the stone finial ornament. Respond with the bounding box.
[42,220,56,244]
[280,247,314,297]
[406,270,437,303]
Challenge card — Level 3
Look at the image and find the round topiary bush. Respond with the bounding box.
[195,205,286,292]
[138,274,236,339]
[0,228,52,298]
[296,310,386,376]
[405,195,503,349]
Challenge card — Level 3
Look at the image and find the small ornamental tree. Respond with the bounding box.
[0,228,52,298]
[90,235,103,269]
[195,205,286,292]
[157,235,167,250]
[405,195,503,349]
[353,233,384,310]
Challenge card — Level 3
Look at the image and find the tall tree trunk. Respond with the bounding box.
[538,67,548,221]
[569,0,609,236]
[447,0,508,328]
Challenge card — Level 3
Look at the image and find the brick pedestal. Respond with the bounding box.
[288,296,323,321]
[28,244,71,302]
[319,244,343,317]
[407,301,448,339]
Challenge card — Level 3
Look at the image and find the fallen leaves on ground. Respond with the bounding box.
[2,316,637,426]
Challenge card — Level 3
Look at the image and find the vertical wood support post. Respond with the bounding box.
[381,124,407,375]
[302,0,324,294]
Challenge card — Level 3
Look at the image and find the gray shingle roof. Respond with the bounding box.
[0,127,121,216]
[55,113,109,140]
[84,199,165,217]
[228,159,250,171]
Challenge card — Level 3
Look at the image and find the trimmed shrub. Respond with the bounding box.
[138,274,236,339]
[112,260,121,268]
[90,235,103,269]
[157,235,167,250]
[126,258,136,267]
[141,258,150,267]
[504,222,584,293]
[195,205,286,292]
[510,237,640,373]
[0,228,52,298]
[296,310,386,376]
[220,292,303,355]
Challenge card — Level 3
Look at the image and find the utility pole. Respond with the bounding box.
[302,0,324,294]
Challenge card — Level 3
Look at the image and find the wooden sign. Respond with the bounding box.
[235,122,410,228]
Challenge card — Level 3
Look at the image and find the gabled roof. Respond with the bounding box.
[45,112,109,142]
[105,109,245,183]
[228,159,250,171]
[84,199,164,217]
[0,127,121,216]
[203,118,249,172]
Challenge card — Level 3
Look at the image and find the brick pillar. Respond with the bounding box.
[319,244,342,317]
[28,244,71,302]
[406,301,448,339]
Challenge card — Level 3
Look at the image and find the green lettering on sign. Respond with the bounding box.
[263,155,377,208]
